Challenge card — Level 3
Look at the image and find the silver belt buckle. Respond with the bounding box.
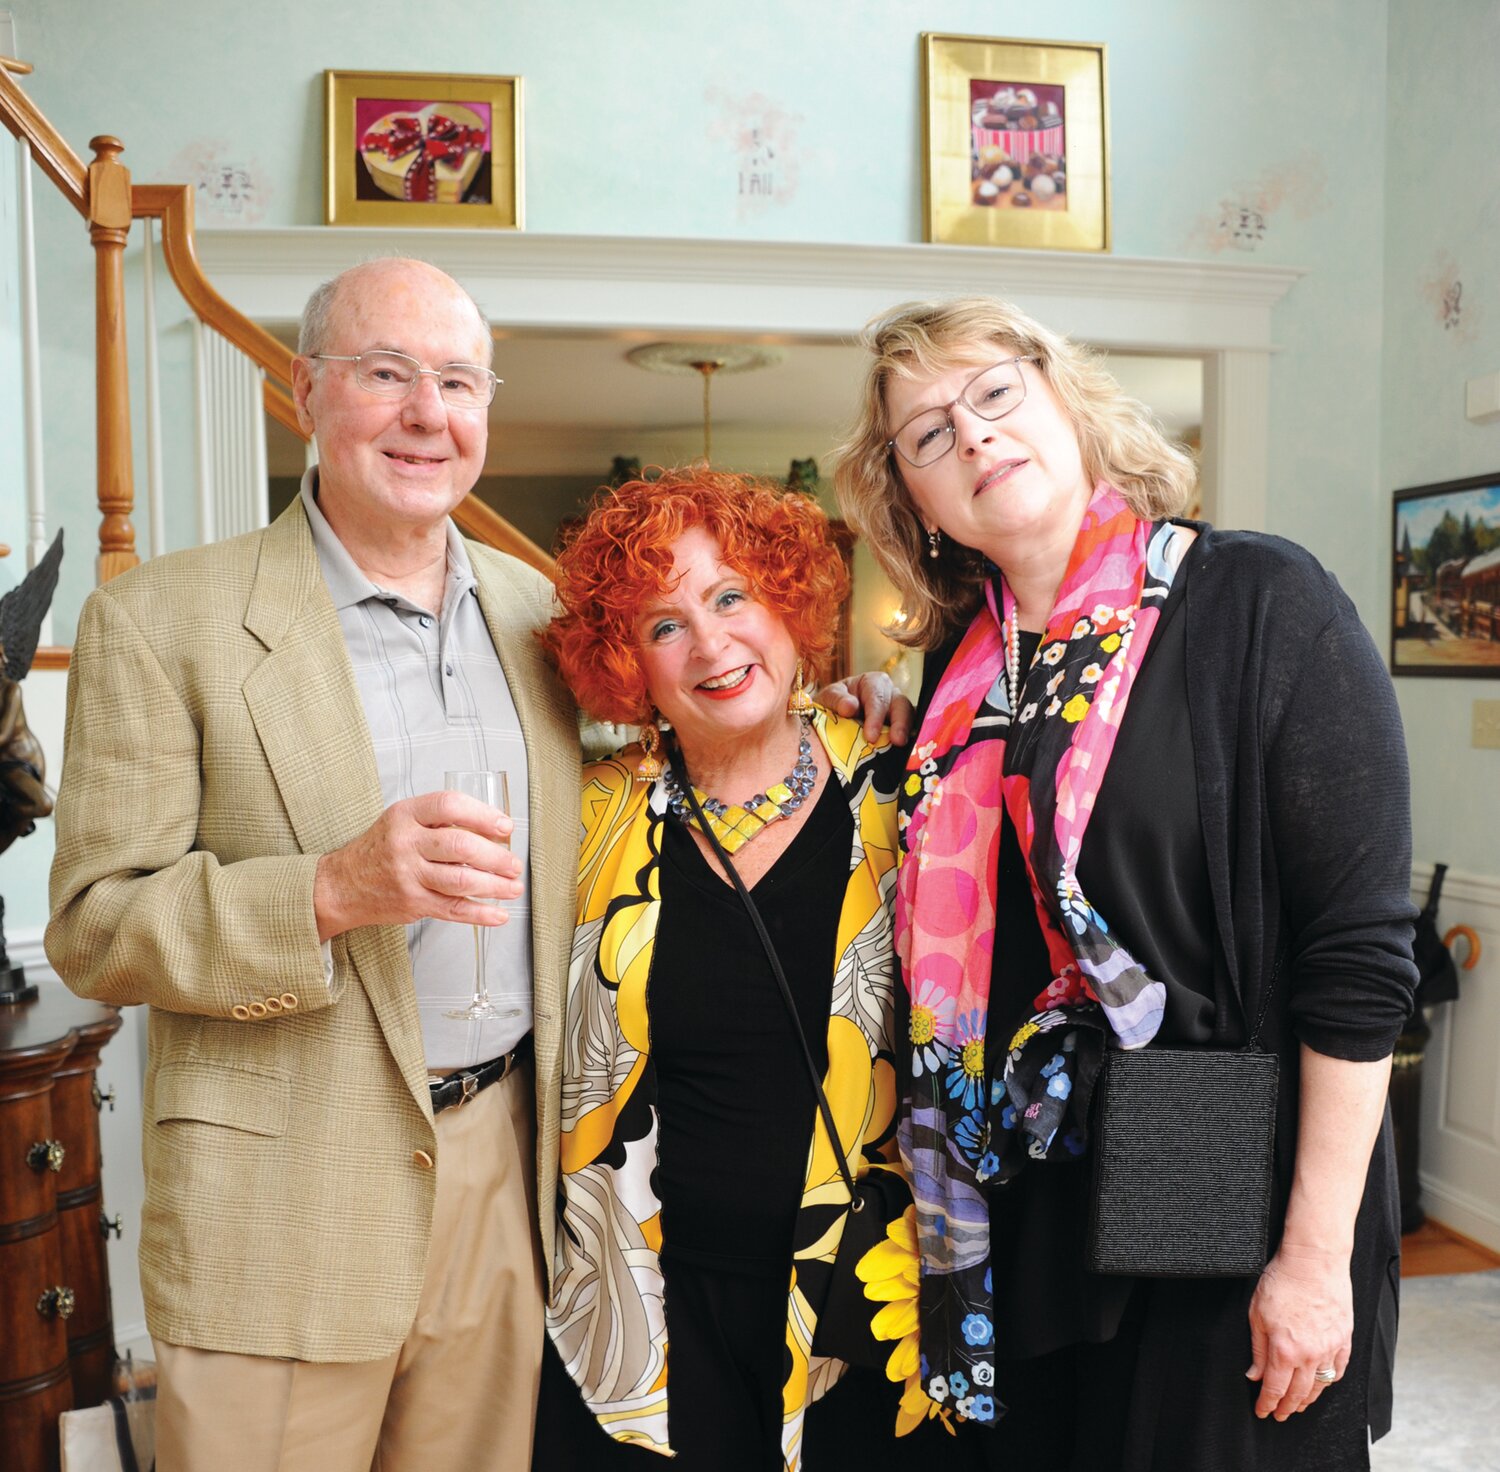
[458,1070,479,1107]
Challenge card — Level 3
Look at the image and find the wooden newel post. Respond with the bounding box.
[87,135,137,584]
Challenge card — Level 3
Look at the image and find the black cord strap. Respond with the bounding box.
[676,770,863,1206]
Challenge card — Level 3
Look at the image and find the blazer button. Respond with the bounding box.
[412,1150,435,1170]
[231,1004,251,1021]
[264,996,284,1014]
[247,1001,268,1019]
[281,993,299,1010]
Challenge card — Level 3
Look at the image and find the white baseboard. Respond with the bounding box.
[1419,1174,1500,1255]
[4,925,57,981]
[116,1321,152,1359]
[1410,863,1500,917]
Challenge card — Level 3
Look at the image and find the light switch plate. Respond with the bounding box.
[1467,372,1500,425]
[1474,699,1500,750]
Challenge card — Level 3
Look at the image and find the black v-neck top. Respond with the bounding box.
[651,774,853,1275]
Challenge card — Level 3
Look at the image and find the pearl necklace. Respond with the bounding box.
[1005,613,1022,712]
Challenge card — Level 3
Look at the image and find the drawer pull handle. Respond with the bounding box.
[27,1139,65,1173]
[93,1081,117,1112]
[101,1212,124,1240]
[37,1286,76,1321]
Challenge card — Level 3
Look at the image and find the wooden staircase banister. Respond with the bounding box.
[452,495,555,575]
[0,61,87,216]
[132,183,295,388]
[1,62,557,612]
[131,182,304,438]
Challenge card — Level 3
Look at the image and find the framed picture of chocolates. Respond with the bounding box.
[325,70,523,228]
[921,34,1109,252]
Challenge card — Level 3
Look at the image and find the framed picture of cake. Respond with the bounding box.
[1391,472,1500,677]
[921,34,1108,252]
[325,70,522,228]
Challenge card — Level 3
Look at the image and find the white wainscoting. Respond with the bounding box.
[1412,863,1500,1252]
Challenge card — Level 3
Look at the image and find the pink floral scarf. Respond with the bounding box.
[894,483,1193,1418]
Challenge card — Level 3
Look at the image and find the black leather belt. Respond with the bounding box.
[428,1034,533,1116]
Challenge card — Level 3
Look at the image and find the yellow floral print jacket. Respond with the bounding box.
[546,707,903,1468]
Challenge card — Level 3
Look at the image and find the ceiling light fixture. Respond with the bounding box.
[625,342,784,462]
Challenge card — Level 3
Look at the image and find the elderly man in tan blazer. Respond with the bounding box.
[47,259,577,1472]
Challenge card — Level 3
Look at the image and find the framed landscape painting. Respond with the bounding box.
[1391,472,1500,677]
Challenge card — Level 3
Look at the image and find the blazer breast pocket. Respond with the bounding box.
[152,1060,291,1137]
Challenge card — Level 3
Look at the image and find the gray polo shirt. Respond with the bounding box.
[301,475,533,1068]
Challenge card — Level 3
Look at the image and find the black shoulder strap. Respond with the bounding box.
[676,774,862,1204]
[108,1397,143,1472]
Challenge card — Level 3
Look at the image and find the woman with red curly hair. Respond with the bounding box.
[535,468,916,1470]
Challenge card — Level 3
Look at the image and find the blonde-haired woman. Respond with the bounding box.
[834,298,1417,1469]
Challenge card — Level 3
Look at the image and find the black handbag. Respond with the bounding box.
[1085,954,1282,1278]
[678,779,912,1369]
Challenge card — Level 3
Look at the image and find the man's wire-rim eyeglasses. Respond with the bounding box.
[886,356,1038,468]
[309,350,501,409]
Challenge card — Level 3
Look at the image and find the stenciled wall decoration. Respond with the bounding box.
[167,141,271,224]
[1186,151,1328,254]
[1421,251,1477,342]
[705,87,805,221]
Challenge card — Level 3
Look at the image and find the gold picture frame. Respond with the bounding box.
[325,69,523,228]
[921,34,1109,252]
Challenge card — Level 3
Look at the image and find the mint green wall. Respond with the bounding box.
[9,0,1394,632]
[6,0,1492,929]
[1382,0,1500,877]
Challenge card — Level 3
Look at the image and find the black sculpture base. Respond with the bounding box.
[0,897,38,1004]
[0,965,37,1006]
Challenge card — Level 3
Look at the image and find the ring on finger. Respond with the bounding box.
[1313,1367,1337,1384]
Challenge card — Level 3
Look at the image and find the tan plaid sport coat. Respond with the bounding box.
[46,500,577,1362]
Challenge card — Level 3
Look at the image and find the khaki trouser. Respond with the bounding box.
[154,1060,543,1472]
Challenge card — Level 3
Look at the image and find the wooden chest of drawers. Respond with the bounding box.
[0,989,123,1472]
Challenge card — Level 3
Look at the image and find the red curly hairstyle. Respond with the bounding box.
[543,466,849,725]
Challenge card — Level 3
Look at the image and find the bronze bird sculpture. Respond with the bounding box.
[0,530,64,856]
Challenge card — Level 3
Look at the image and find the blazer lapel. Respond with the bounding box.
[241,504,429,1106]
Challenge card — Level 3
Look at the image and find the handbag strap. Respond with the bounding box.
[676,770,864,1206]
[108,1397,142,1472]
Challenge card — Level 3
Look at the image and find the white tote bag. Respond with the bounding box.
[59,1395,155,1472]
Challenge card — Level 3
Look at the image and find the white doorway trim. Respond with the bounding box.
[195,229,1303,530]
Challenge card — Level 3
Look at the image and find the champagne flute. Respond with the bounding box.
[442,770,522,1022]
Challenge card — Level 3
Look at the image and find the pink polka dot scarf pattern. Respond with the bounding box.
[894,483,1193,1417]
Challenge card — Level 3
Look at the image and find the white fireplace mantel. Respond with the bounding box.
[194,228,1305,529]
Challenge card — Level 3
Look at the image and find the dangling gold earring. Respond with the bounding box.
[636,718,663,782]
[787,661,815,715]
[927,528,942,559]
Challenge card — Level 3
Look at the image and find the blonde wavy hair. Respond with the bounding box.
[832,298,1198,650]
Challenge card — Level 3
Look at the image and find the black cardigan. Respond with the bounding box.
[1183,527,1417,1066]
[1185,527,1418,1445]
[915,525,1419,1446]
